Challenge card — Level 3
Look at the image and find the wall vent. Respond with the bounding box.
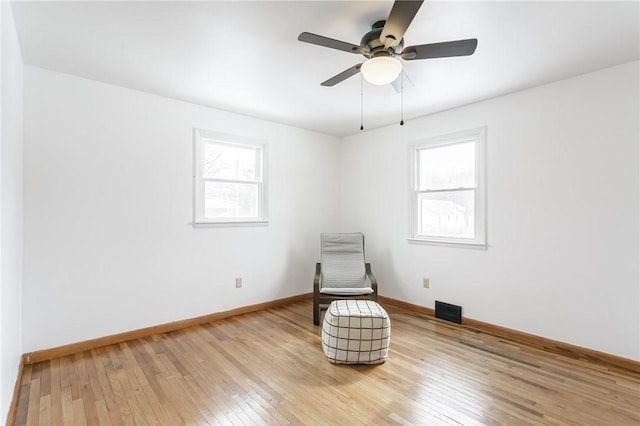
[435,301,462,324]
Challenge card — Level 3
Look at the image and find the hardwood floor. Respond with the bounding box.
[13,301,640,425]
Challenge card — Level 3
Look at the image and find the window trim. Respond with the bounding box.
[193,128,268,226]
[408,127,486,247]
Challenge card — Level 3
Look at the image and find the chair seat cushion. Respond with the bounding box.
[319,287,375,295]
[321,300,391,364]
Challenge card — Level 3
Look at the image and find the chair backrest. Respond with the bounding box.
[321,233,367,289]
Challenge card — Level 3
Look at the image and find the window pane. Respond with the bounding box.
[203,142,257,181]
[418,141,475,190]
[418,190,475,238]
[204,181,258,219]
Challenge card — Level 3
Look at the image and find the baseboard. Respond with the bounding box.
[378,296,640,374]
[23,293,312,365]
[5,356,24,426]
[379,296,435,316]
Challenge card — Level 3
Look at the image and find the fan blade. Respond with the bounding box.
[380,0,424,49]
[298,32,365,55]
[321,64,362,87]
[391,71,415,93]
[401,39,478,60]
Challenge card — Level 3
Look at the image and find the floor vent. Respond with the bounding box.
[435,301,462,324]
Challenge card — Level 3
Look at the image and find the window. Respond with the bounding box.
[409,127,486,246]
[194,129,267,225]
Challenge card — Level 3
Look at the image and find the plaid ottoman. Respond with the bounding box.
[321,300,391,364]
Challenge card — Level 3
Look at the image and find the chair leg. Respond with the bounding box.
[313,294,319,326]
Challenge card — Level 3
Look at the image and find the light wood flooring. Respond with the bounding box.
[13,301,640,425]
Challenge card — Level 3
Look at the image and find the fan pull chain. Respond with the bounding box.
[400,72,405,126]
[360,74,364,131]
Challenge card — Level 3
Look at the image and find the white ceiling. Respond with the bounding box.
[10,1,640,137]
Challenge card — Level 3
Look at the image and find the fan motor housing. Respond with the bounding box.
[360,20,404,56]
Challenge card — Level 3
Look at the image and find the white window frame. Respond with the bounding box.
[193,128,268,226]
[409,127,486,247]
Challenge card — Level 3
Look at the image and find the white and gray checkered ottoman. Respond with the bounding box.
[321,300,391,364]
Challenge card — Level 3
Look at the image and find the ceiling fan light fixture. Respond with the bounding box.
[360,57,402,85]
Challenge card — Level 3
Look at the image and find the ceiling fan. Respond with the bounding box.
[298,0,477,90]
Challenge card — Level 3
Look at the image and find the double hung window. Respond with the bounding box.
[409,127,486,246]
[194,129,267,224]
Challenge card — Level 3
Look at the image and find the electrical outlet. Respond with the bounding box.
[423,278,430,289]
[235,278,242,288]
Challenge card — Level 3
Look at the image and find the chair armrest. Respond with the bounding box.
[314,263,321,293]
[365,263,378,295]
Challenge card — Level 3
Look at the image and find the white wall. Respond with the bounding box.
[22,66,341,352]
[0,2,23,423]
[20,56,639,363]
[341,61,639,361]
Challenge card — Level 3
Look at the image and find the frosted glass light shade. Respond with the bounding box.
[360,57,402,85]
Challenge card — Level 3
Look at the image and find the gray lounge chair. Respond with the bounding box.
[313,233,378,325]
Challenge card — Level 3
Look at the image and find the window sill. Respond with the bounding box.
[193,220,269,228]
[408,237,487,250]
